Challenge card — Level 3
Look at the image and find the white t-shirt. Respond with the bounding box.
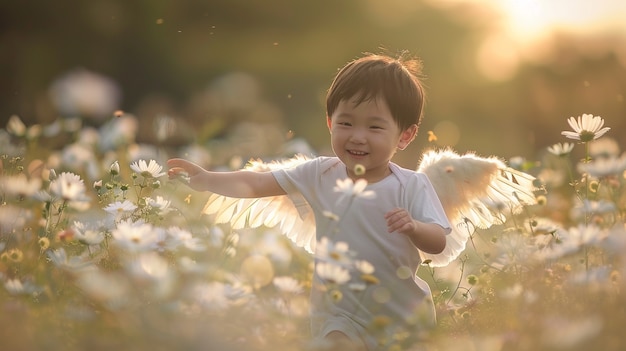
[272,156,451,349]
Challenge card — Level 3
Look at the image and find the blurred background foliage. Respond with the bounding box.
[1,0,625,167]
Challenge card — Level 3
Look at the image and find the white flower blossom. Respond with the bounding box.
[333,177,376,204]
[167,226,206,252]
[576,153,626,178]
[316,262,351,285]
[547,142,574,157]
[103,200,137,218]
[47,248,95,272]
[130,159,166,178]
[111,220,159,252]
[561,114,610,142]
[316,237,352,265]
[49,172,89,203]
[72,221,105,245]
[0,174,42,198]
[147,196,172,214]
[354,260,375,275]
[535,225,608,261]
[273,276,304,294]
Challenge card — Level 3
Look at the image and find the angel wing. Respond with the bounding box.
[417,148,537,267]
[202,155,317,253]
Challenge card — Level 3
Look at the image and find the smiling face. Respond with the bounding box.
[328,95,417,183]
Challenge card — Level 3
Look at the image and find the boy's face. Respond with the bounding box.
[327,95,417,183]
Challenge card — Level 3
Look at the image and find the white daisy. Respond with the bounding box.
[570,199,617,222]
[130,159,166,178]
[273,276,304,294]
[47,248,95,272]
[111,219,159,252]
[72,221,105,245]
[147,196,172,214]
[49,172,89,203]
[0,174,42,198]
[547,142,575,157]
[536,224,608,261]
[103,200,137,217]
[561,114,610,142]
[167,226,206,252]
[316,236,352,264]
[576,153,626,178]
[589,138,620,159]
[333,177,376,202]
[316,262,351,285]
[354,260,375,275]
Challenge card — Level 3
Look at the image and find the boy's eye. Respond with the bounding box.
[338,122,352,126]
[370,125,383,129]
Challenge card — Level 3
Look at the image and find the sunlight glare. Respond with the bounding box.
[426,0,626,80]
[500,0,626,42]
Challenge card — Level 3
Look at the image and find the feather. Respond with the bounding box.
[201,149,537,267]
[417,148,537,266]
[201,156,317,254]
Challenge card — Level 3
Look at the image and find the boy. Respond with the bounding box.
[168,53,451,350]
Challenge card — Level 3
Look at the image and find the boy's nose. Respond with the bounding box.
[349,129,367,144]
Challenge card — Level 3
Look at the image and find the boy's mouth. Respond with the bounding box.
[348,150,368,156]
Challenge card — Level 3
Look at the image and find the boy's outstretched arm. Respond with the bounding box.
[167,158,286,198]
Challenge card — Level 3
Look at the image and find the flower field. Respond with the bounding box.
[1,113,626,351]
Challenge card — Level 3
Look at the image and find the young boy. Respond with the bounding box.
[168,53,451,350]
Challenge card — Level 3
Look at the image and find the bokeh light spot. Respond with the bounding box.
[241,254,275,288]
[433,120,460,147]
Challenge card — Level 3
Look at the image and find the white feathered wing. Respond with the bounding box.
[417,148,537,267]
[202,155,317,254]
[202,149,537,267]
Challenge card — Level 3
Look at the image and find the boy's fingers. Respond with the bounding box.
[168,167,188,178]
[167,158,185,168]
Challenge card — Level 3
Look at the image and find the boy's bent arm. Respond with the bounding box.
[384,208,447,254]
[167,158,286,198]
[407,221,447,254]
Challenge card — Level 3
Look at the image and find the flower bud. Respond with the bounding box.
[93,180,103,190]
[109,161,120,176]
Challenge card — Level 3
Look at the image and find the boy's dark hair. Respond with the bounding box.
[326,53,426,132]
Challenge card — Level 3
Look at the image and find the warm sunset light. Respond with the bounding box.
[499,0,626,40]
[429,0,626,80]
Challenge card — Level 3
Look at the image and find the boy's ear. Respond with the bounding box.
[397,124,418,150]
[326,116,332,132]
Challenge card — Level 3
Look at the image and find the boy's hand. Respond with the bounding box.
[384,208,416,235]
[167,159,205,190]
